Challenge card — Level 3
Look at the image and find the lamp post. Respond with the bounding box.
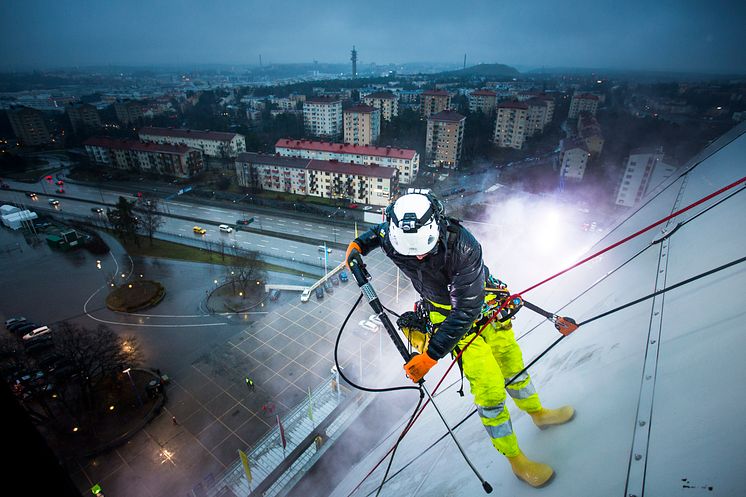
[123,368,143,407]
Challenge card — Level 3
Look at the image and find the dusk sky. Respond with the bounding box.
[1,0,745,73]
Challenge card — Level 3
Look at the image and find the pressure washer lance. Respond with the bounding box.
[347,249,493,494]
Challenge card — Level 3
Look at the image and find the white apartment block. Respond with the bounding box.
[468,89,498,114]
[569,93,600,119]
[363,91,399,121]
[494,101,529,149]
[275,138,420,184]
[84,137,204,178]
[343,105,381,146]
[526,98,551,137]
[303,97,343,139]
[615,147,677,207]
[559,139,591,181]
[138,127,246,158]
[235,152,398,207]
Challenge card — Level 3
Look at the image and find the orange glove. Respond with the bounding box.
[346,241,362,269]
[403,352,437,383]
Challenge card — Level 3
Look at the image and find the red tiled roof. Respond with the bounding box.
[364,91,396,99]
[344,104,377,114]
[139,126,239,141]
[498,101,529,110]
[422,90,450,97]
[575,93,600,101]
[84,136,196,154]
[428,110,465,122]
[470,89,497,97]
[236,152,398,179]
[275,138,417,160]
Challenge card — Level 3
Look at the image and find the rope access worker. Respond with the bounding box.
[346,189,575,488]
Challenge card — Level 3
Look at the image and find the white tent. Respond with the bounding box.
[1,210,38,230]
[330,122,746,497]
[0,204,21,216]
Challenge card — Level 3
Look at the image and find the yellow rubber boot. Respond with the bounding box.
[529,405,575,429]
[507,451,554,487]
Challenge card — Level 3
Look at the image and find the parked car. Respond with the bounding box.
[91,207,104,214]
[339,270,349,283]
[219,224,233,233]
[269,289,281,301]
[348,203,358,209]
[7,319,30,332]
[193,226,206,235]
[323,280,333,294]
[362,205,374,211]
[331,275,339,286]
[48,199,60,206]
[22,326,51,341]
[5,317,26,329]
[13,323,38,336]
[315,286,324,300]
[301,288,311,302]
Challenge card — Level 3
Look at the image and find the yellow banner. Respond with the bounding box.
[238,449,252,483]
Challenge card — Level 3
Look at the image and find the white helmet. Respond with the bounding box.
[387,193,441,256]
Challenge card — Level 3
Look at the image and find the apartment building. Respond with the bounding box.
[568,93,600,119]
[84,137,204,178]
[526,98,551,137]
[139,127,246,158]
[235,152,398,207]
[113,99,143,125]
[426,110,465,168]
[303,96,343,139]
[343,104,380,146]
[577,112,604,156]
[66,103,101,134]
[615,147,677,207]
[559,138,591,181]
[421,90,451,118]
[468,89,498,114]
[275,138,419,184]
[493,101,529,149]
[6,105,52,146]
[363,91,399,121]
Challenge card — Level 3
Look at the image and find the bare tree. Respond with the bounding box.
[140,197,164,246]
[225,250,266,298]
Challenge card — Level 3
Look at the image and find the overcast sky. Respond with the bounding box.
[1,0,745,73]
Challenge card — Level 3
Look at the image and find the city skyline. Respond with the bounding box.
[1,0,745,74]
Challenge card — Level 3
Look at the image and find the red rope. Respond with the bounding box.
[348,175,746,496]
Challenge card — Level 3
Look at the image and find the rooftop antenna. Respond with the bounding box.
[351,45,358,79]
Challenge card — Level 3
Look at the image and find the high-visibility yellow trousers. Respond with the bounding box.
[456,319,542,457]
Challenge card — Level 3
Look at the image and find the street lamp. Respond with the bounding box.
[123,368,143,407]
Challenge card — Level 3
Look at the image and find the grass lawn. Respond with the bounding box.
[121,236,321,277]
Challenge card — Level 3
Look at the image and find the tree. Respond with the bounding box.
[108,196,139,246]
[53,322,142,411]
[139,198,164,246]
[225,250,266,298]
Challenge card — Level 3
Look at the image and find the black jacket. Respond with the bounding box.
[355,218,489,360]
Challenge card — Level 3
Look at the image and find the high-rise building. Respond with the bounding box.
[84,137,204,178]
[525,98,551,137]
[343,105,380,146]
[235,152,398,207]
[139,127,246,158]
[577,112,604,156]
[351,46,358,79]
[6,105,52,146]
[66,103,101,135]
[303,96,343,139]
[468,89,498,114]
[568,93,600,119]
[275,138,420,184]
[493,101,528,149]
[559,138,591,181]
[426,110,465,168]
[113,99,143,125]
[363,91,398,121]
[421,90,451,119]
[615,147,677,207]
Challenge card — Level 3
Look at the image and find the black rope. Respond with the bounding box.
[365,253,746,490]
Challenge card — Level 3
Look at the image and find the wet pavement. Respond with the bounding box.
[1,223,413,497]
